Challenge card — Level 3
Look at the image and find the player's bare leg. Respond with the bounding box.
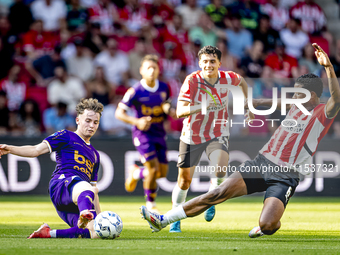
[205,149,229,221]
[143,158,161,212]
[249,197,285,238]
[140,172,247,232]
[170,166,196,232]
[72,181,96,229]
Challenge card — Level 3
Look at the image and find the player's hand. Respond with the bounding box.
[245,110,255,124]
[0,144,10,158]
[136,116,152,131]
[313,43,332,67]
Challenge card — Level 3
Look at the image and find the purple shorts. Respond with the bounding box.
[49,176,94,227]
[134,136,168,164]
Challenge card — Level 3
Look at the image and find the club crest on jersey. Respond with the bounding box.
[160,92,167,101]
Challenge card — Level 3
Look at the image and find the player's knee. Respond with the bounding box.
[147,167,157,177]
[178,177,192,190]
[259,220,280,235]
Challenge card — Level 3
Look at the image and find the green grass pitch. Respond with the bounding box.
[0,195,340,255]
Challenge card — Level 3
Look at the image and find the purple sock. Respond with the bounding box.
[139,167,145,180]
[56,227,91,238]
[77,190,95,212]
[144,189,157,202]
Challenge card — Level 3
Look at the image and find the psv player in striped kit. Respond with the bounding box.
[140,43,340,237]
[169,45,253,232]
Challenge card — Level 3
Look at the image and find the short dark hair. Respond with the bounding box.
[295,73,323,98]
[198,45,222,61]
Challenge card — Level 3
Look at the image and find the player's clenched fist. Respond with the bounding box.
[0,144,10,158]
[136,116,152,131]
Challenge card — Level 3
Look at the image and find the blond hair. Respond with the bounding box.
[141,54,159,65]
[76,98,104,117]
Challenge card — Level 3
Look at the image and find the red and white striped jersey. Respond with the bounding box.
[179,70,241,145]
[260,103,335,174]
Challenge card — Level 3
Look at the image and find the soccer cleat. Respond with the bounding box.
[140,205,163,232]
[249,226,264,238]
[27,223,51,239]
[77,210,94,229]
[204,205,216,222]
[169,221,181,233]
[125,164,140,192]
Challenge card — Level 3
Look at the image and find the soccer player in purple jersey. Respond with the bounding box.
[116,54,174,213]
[0,98,104,239]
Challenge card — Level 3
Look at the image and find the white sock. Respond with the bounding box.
[50,230,56,238]
[146,201,156,209]
[208,177,225,192]
[171,184,188,208]
[163,205,187,227]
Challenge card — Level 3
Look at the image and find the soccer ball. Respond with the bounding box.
[94,211,123,239]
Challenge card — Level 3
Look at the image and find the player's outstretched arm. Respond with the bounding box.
[313,43,340,118]
[0,142,49,159]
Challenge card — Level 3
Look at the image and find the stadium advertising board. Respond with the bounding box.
[0,137,339,196]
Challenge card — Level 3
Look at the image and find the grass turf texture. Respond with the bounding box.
[0,196,339,255]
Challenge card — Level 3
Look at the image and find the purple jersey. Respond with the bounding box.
[44,130,100,183]
[119,79,170,142]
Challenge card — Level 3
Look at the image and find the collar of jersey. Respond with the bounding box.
[200,71,220,88]
[74,131,91,145]
[141,79,159,92]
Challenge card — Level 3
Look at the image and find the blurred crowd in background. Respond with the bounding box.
[0,0,340,138]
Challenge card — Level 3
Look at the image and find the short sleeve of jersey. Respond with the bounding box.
[178,76,191,102]
[226,71,242,86]
[44,129,70,153]
[91,151,100,183]
[119,87,137,110]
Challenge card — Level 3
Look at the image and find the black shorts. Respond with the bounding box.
[177,137,229,168]
[238,154,300,207]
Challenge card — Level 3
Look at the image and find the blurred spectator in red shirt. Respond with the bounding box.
[8,0,33,35]
[261,0,289,31]
[30,0,67,32]
[119,0,150,36]
[289,0,326,35]
[88,0,118,35]
[264,39,298,79]
[22,20,58,59]
[147,0,174,22]
[280,17,309,59]
[0,65,27,112]
[159,13,189,65]
[175,0,204,30]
